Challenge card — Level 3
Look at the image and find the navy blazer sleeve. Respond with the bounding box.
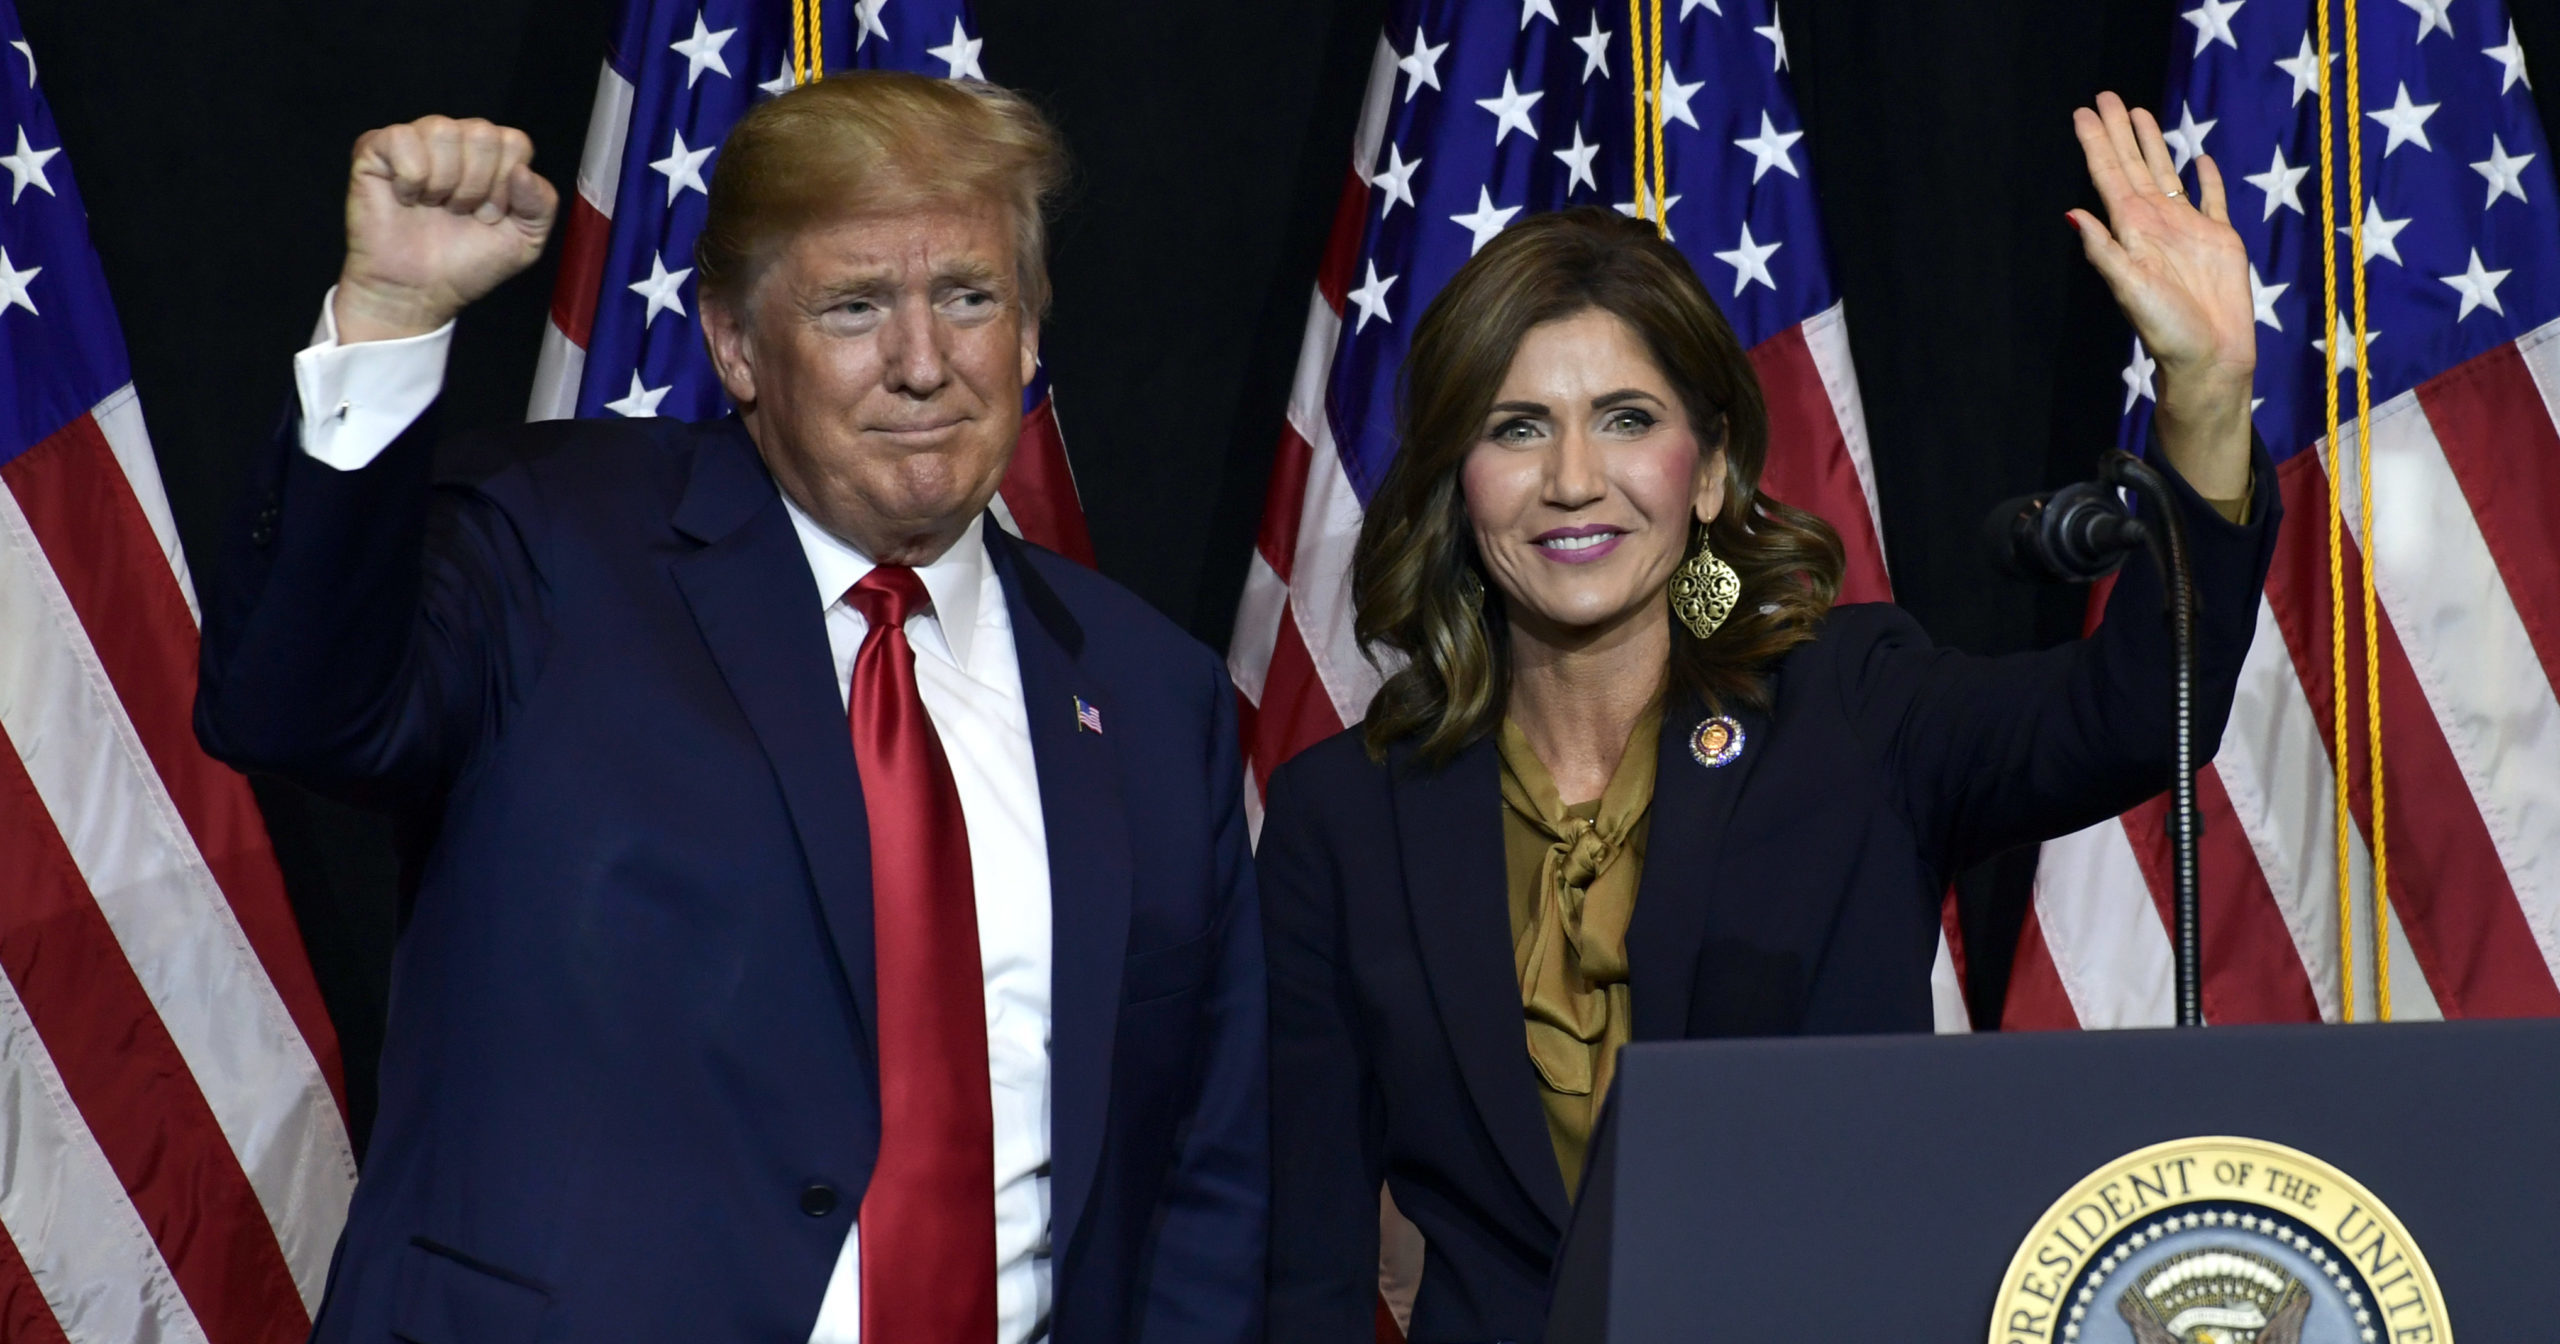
[1838,440,2282,874]
[195,402,548,798]
[1140,651,1271,1344]
[1257,756,1390,1343]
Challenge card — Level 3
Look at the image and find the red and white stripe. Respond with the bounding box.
[1227,36,1959,1029]
[528,60,633,424]
[2012,316,2560,1028]
[1228,37,1401,826]
[0,387,356,1343]
[530,59,1098,564]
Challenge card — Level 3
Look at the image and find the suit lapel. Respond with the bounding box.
[666,421,878,1050]
[985,530,1133,1263]
[1391,737,1574,1232]
[1626,695,1770,1042]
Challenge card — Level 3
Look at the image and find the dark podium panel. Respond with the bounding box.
[1549,1020,2560,1343]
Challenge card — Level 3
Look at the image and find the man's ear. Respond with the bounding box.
[701,291,758,407]
[1017,316,1040,390]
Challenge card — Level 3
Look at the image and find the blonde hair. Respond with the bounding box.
[1355,207,1845,764]
[696,71,1067,317]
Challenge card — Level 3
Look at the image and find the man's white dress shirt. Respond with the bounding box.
[295,294,1057,1344]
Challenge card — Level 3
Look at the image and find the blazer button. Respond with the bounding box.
[799,1183,839,1218]
[248,524,276,548]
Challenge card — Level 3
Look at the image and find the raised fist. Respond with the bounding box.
[335,116,557,344]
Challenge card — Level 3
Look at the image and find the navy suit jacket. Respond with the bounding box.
[1257,449,2279,1344]
[195,409,1266,1343]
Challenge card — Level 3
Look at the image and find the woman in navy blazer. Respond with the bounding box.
[1259,96,2278,1342]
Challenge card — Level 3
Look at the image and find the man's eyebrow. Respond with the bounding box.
[807,272,894,302]
[935,258,1008,288]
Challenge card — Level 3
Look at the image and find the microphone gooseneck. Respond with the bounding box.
[1985,451,2204,1028]
[2100,452,2202,1030]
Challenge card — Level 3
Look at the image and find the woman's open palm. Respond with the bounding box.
[2067,91,2256,390]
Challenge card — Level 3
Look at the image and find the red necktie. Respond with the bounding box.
[844,567,997,1344]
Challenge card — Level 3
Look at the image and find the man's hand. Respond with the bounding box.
[335,117,557,344]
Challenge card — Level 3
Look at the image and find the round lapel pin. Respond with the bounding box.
[1688,715,1745,769]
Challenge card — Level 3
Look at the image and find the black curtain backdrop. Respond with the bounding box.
[20,0,2560,1154]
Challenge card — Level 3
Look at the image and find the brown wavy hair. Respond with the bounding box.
[1354,207,1846,764]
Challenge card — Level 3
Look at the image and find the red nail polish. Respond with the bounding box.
[2064,213,2081,230]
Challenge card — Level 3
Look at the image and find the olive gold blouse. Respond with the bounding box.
[1495,707,1660,1194]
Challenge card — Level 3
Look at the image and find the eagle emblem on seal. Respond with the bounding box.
[2117,1249,2311,1344]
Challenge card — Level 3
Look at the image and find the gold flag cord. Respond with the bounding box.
[2345,0,2391,1024]
[793,0,823,86]
[2315,0,2389,1023]
[1627,0,1669,236]
[2319,0,2348,1023]
[1647,0,1666,227]
[1627,0,1643,216]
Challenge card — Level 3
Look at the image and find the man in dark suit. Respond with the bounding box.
[195,73,1264,1343]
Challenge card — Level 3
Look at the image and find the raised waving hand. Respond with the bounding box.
[2067,91,2255,499]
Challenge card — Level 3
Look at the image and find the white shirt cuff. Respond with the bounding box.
[293,285,455,471]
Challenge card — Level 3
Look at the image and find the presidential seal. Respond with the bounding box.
[1991,1137,2448,1344]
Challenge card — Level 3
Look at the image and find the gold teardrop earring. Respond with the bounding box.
[1667,522,1741,640]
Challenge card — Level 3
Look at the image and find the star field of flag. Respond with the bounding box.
[2121,0,2560,463]
[0,17,127,467]
[1332,0,1838,502]
[579,0,987,421]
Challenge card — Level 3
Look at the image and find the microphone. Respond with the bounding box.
[1982,479,2150,582]
[1986,449,2207,1027]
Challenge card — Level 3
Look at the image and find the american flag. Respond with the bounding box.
[532,0,1094,564]
[0,8,356,1342]
[1226,0,1970,1032]
[2012,0,2560,1025]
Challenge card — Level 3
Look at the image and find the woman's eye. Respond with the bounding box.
[1490,419,1540,444]
[1604,408,1656,433]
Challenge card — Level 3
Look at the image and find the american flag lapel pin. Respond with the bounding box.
[1075,696,1104,734]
